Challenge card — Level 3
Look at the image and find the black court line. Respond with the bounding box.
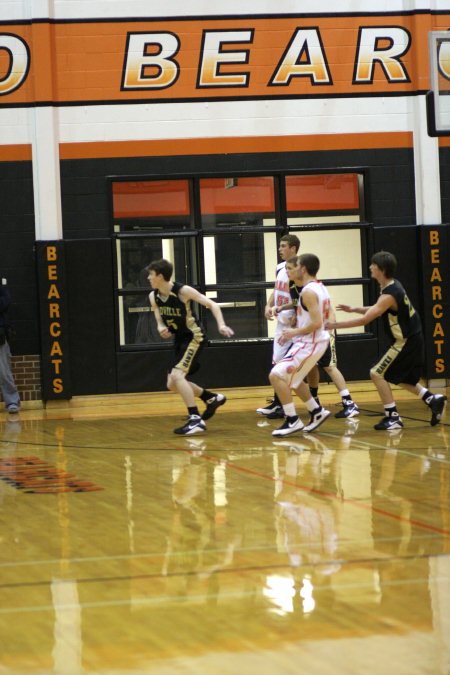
[0,405,448,449]
[357,406,450,426]
[1,549,449,592]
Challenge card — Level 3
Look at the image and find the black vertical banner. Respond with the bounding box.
[36,241,72,400]
[420,224,449,379]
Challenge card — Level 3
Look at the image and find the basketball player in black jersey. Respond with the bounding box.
[327,251,447,430]
[148,259,234,435]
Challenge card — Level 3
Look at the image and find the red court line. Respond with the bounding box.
[175,446,450,538]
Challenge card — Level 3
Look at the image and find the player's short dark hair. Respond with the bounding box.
[298,253,320,276]
[280,234,300,252]
[148,258,173,281]
[371,251,397,277]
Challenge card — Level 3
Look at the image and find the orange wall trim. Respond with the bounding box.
[0,14,439,105]
[0,144,32,161]
[60,132,413,160]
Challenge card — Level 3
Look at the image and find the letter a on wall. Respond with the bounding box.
[36,241,72,400]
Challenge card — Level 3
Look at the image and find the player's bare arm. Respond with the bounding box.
[327,294,395,330]
[270,300,295,320]
[336,303,371,315]
[271,302,296,325]
[149,290,172,339]
[180,286,235,337]
[265,291,275,320]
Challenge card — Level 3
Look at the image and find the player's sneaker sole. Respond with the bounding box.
[256,400,281,415]
[373,416,404,431]
[174,416,206,435]
[335,404,359,419]
[272,418,304,436]
[303,408,331,433]
[429,394,447,426]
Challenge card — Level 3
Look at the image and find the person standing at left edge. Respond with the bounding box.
[148,259,234,435]
[0,277,21,414]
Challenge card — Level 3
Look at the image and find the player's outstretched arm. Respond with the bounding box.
[328,295,394,330]
[180,286,234,337]
[336,303,370,315]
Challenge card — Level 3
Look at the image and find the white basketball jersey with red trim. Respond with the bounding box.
[274,262,294,325]
[296,280,331,343]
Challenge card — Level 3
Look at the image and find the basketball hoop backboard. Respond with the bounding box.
[427,31,450,136]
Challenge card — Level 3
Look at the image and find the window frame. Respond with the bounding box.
[108,170,373,351]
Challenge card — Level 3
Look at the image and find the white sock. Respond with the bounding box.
[305,397,319,413]
[283,402,297,417]
[416,385,427,398]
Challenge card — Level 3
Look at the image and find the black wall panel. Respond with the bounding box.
[64,239,117,395]
[4,141,447,398]
[333,338,380,382]
[118,342,286,393]
[117,350,172,394]
[0,160,39,354]
[116,336,375,395]
[57,147,417,394]
[0,147,419,394]
[373,225,421,314]
[60,148,416,239]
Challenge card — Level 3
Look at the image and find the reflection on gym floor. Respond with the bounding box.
[0,392,449,674]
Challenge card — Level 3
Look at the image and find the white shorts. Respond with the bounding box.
[271,339,329,389]
[273,319,293,364]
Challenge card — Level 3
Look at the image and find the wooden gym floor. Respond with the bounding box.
[0,382,449,674]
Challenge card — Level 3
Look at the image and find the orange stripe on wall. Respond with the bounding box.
[60,132,413,160]
[0,14,438,105]
[0,145,32,161]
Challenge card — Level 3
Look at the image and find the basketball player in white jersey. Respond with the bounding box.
[257,234,300,418]
[269,253,332,436]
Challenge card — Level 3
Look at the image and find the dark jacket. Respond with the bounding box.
[0,283,11,329]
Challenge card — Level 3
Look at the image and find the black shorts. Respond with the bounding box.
[371,332,424,385]
[171,334,204,375]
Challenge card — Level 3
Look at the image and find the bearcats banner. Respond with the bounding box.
[0,13,449,106]
[420,224,449,379]
[36,241,72,400]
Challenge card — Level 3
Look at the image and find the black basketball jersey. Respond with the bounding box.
[381,279,422,341]
[154,281,205,343]
[289,281,303,306]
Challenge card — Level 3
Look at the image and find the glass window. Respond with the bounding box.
[116,235,197,347]
[112,172,369,348]
[286,174,360,214]
[286,174,365,335]
[294,229,365,334]
[200,177,276,228]
[297,229,362,279]
[113,179,192,231]
[199,177,277,339]
[203,288,268,340]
